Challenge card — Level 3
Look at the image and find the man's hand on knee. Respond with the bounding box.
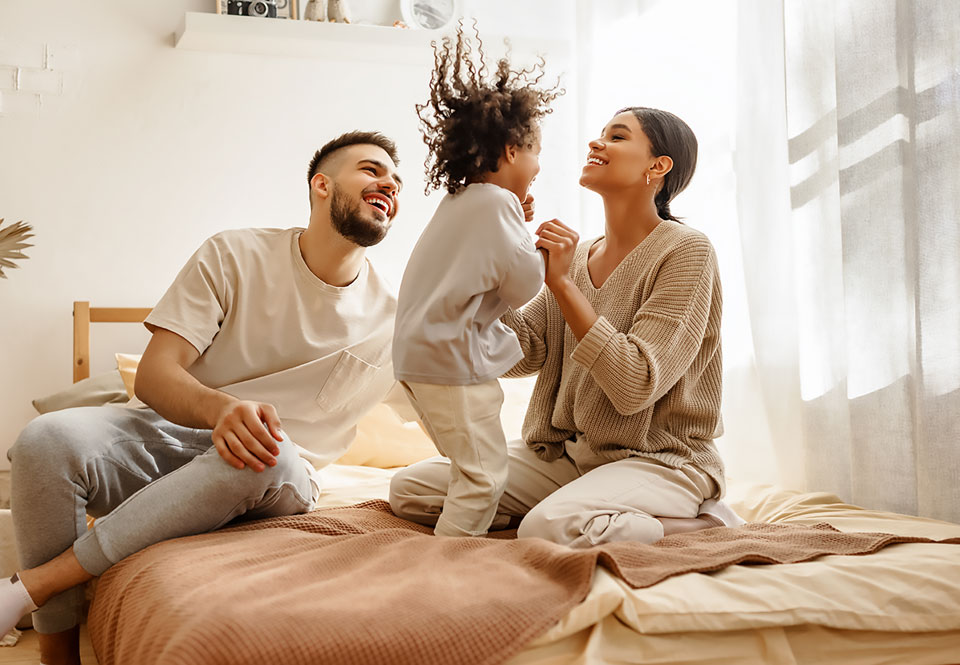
[211,400,284,472]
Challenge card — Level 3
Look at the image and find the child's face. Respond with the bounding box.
[511,137,542,201]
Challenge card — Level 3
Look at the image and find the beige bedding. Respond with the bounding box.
[87,465,960,665]
[518,483,960,664]
[319,467,960,664]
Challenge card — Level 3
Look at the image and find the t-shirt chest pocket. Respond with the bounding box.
[315,350,382,411]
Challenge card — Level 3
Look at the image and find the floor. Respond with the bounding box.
[0,627,99,665]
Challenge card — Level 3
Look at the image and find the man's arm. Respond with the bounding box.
[134,328,283,472]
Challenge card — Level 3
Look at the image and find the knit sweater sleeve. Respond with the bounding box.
[570,237,718,415]
[501,286,550,377]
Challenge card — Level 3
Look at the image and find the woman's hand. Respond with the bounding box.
[522,194,535,222]
[536,219,596,339]
[536,219,579,288]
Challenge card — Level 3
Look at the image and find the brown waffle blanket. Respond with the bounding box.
[87,500,960,665]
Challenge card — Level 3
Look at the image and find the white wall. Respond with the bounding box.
[0,0,578,468]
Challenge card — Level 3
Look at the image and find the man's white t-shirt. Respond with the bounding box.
[393,183,545,385]
[142,227,397,471]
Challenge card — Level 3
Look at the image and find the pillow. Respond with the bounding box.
[32,370,130,414]
[336,402,439,468]
[115,353,142,398]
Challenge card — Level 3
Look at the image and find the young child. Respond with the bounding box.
[393,26,563,537]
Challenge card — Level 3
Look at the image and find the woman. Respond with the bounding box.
[390,107,743,547]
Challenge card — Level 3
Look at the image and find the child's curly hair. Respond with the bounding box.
[416,22,564,195]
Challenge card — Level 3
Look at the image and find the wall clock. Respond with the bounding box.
[400,0,458,30]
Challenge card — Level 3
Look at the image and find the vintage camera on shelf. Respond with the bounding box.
[227,0,279,18]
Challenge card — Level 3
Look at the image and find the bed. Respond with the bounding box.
[9,303,960,664]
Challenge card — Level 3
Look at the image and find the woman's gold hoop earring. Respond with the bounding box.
[646,174,651,185]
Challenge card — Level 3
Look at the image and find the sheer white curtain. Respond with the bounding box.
[736,0,960,521]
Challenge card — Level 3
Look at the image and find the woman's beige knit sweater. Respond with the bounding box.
[503,220,726,495]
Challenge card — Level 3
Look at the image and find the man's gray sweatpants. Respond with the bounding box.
[7,405,315,634]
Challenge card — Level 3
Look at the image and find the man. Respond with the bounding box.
[2,131,403,665]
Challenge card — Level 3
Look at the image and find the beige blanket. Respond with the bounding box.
[87,501,960,665]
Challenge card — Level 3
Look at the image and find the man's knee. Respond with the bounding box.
[271,437,303,473]
[212,439,312,520]
[238,437,305,489]
[9,410,84,473]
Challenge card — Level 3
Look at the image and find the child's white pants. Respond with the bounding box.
[400,380,508,537]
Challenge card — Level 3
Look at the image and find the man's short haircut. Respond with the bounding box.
[306,131,400,188]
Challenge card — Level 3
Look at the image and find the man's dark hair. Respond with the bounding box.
[416,22,564,195]
[306,130,400,191]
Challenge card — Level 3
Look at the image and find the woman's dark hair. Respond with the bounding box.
[618,106,698,222]
[417,23,564,195]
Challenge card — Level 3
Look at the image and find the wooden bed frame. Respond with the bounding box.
[72,301,152,384]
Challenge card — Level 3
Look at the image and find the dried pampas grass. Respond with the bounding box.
[0,218,34,279]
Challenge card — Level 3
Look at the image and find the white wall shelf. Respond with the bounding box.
[173,12,443,64]
[173,12,570,65]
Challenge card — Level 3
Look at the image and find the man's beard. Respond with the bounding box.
[329,183,389,248]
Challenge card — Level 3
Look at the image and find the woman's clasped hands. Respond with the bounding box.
[536,219,580,287]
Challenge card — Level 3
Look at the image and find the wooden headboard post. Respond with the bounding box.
[72,301,153,383]
[73,301,91,383]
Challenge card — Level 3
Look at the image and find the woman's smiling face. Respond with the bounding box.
[579,111,654,193]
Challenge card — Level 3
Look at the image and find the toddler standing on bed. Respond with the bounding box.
[392,26,563,537]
